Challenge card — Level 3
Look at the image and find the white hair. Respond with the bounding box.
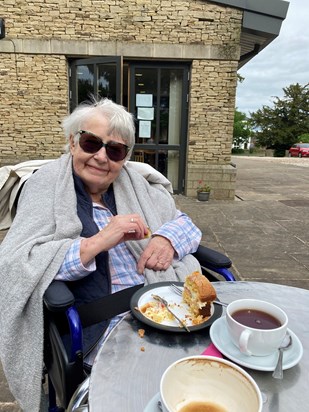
[62,97,135,159]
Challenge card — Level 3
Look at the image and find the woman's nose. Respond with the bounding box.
[94,146,108,161]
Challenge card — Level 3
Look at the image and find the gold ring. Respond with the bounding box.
[130,218,135,223]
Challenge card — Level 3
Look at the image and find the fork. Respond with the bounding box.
[152,294,190,332]
[170,283,228,307]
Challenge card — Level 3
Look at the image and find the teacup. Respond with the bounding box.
[226,299,288,356]
[160,355,262,412]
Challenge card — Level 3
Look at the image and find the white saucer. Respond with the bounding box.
[144,392,161,412]
[209,316,303,371]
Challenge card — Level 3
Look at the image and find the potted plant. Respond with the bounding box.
[196,180,211,201]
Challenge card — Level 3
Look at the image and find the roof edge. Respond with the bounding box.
[208,0,289,20]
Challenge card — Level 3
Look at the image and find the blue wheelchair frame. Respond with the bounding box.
[44,244,235,411]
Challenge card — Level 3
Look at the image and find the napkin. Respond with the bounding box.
[201,343,223,358]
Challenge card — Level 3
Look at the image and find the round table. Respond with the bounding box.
[89,282,309,411]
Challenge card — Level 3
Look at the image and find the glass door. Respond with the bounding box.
[129,63,189,193]
[69,58,190,193]
[70,57,121,110]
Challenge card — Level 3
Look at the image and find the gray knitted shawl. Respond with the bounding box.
[0,154,200,411]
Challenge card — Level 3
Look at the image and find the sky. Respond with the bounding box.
[236,0,309,116]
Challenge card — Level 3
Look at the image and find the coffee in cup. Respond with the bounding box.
[226,299,288,356]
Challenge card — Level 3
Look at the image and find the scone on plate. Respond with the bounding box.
[183,271,217,324]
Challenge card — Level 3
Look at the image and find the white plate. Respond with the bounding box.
[130,281,222,332]
[210,316,303,371]
[144,392,161,412]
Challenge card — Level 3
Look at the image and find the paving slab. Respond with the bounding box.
[175,156,309,289]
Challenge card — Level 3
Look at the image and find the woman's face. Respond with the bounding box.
[70,116,127,197]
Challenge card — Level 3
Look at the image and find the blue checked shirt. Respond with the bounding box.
[55,203,202,365]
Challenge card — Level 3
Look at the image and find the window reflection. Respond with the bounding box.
[77,64,94,103]
[161,69,182,146]
[98,64,117,102]
[74,61,119,106]
[167,150,179,191]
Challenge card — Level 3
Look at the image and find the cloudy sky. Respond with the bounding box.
[236,0,309,116]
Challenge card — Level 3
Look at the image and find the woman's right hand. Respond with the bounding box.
[80,214,149,265]
[100,214,149,245]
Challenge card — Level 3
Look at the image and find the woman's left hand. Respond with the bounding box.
[137,235,175,274]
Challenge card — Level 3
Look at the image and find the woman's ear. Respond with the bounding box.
[69,134,75,154]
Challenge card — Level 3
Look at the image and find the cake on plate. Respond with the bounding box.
[183,271,217,324]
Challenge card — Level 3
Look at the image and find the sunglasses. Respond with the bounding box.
[77,130,129,162]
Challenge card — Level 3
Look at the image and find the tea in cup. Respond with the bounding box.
[226,299,288,356]
[160,355,262,412]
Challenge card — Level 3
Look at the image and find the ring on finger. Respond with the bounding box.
[130,218,135,223]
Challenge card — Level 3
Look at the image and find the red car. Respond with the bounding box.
[288,143,309,158]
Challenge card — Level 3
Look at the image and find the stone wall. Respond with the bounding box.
[189,59,238,164]
[2,0,241,44]
[0,53,68,164]
[187,59,238,199]
[186,164,236,200]
[0,0,241,197]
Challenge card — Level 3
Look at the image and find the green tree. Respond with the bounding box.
[233,109,250,148]
[298,133,309,143]
[249,83,309,155]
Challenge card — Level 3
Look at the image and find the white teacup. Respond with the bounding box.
[226,299,288,356]
[160,355,262,412]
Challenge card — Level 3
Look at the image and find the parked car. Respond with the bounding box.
[288,143,309,158]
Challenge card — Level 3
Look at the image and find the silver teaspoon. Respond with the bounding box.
[272,332,292,379]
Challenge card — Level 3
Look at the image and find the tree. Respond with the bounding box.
[249,83,309,155]
[298,133,309,143]
[233,109,250,148]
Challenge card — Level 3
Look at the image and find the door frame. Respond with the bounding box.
[128,61,190,193]
[69,58,190,193]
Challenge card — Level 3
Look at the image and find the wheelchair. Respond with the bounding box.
[2,163,235,410]
[43,244,235,412]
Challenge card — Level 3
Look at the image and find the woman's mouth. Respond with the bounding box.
[87,164,109,174]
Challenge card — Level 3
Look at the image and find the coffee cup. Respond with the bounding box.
[226,299,288,356]
[160,355,262,412]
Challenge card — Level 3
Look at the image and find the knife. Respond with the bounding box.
[152,294,190,332]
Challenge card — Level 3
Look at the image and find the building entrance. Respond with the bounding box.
[70,58,190,193]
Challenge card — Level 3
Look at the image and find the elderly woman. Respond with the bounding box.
[0,98,202,411]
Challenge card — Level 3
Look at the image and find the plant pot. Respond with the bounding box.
[197,191,210,201]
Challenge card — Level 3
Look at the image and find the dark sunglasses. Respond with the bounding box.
[77,130,129,162]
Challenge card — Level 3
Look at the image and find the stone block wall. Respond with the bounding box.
[0,0,242,198]
[0,53,68,164]
[189,59,238,164]
[2,0,241,45]
[186,164,236,200]
[186,58,238,199]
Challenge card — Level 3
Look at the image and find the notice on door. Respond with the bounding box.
[136,94,153,138]
[137,107,154,121]
[136,93,153,107]
[139,120,151,138]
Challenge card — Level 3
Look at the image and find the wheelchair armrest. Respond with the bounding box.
[44,280,75,312]
[193,245,232,269]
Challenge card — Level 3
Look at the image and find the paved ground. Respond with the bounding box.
[1,155,309,410]
[175,156,309,290]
